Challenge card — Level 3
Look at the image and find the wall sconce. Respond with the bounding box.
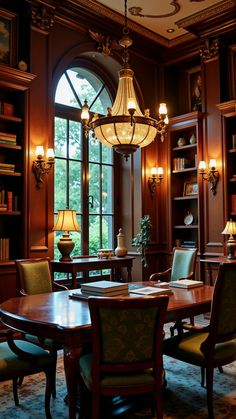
[53,209,81,261]
[148,167,163,197]
[221,219,236,259]
[32,146,55,189]
[198,159,219,195]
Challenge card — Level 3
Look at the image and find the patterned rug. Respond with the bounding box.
[0,322,236,418]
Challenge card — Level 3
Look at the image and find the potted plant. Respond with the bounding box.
[132,215,152,268]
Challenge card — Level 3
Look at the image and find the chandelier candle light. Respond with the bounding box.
[81,0,168,160]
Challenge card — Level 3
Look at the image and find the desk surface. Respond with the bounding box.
[0,283,213,419]
[0,284,213,342]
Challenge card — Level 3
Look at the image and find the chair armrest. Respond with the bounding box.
[149,268,171,282]
[177,271,194,281]
[5,329,42,361]
[52,281,68,291]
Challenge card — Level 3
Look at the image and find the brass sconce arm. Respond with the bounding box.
[32,146,54,189]
[148,167,163,197]
[198,160,219,195]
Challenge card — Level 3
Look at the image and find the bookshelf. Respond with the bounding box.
[168,112,204,251]
[0,65,35,263]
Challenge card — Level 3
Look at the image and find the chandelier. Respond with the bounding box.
[81,0,168,160]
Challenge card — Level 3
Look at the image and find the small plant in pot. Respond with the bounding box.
[132,215,152,268]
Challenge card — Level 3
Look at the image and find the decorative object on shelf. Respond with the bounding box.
[97,249,114,259]
[148,167,163,197]
[132,215,152,268]
[80,0,168,160]
[32,146,55,189]
[221,219,236,259]
[183,181,198,196]
[115,228,127,257]
[198,159,219,195]
[177,137,186,147]
[184,212,194,226]
[53,209,80,261]
[18,60,28,71]
[189,133,196,144]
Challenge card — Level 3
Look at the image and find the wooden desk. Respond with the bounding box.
[0,284,213,419]
[51,256,135,288]
[200,256,236,285]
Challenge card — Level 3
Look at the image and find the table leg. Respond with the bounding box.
[63,345,83,419]
[127,265,132,282]
[71,273,77,289]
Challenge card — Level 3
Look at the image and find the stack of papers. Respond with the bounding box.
[130,286,172,296]
[169,279,203,289]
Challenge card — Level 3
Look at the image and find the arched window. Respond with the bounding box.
[54,67,114,264]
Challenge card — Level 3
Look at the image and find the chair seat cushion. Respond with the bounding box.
[0,340,53,379]
[163,332,236,365]
[24,333,59,349]
[79,353,164,390]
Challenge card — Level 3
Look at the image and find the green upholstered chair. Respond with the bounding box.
[163,262,236,419]
[15,257,68,397]
[149,247,197,336]
[0,328,54,418]
[78,295,169,419]
[149,247,197,283]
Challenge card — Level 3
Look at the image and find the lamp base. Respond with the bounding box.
[226,237,236,259]
[57,232,75,262]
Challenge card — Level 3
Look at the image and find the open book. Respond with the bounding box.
[169,279,203,289]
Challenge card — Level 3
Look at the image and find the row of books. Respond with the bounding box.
[0,162,15,172]
[0,131,17,145]
[173,157,190,170]
[181,241,197,248]
[0,238,10,261]
[0,190,18,212]
[0,102,15,116]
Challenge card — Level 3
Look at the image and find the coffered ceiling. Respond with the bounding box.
[91,0,234,44]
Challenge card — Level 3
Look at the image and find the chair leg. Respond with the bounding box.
[13,378,19,406]
[44,368,53,419]
[50,346,57,398]
[206,367,214,419]
[201,367,205,387]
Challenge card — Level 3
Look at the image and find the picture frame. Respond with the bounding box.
[0,8,17,67]
[183,181,198,196]
[229,45,236,100]
[186,66,202,112]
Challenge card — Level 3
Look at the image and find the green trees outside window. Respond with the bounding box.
[54,67,114,267]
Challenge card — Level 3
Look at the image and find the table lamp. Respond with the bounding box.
[53,209,80,261]
[221,219,236,259]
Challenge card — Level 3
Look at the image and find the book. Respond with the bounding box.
[70,288,129,300]
[7,191,13,212]
[80,280,128,294]
[169,279,203,289]
[130,286,173,296]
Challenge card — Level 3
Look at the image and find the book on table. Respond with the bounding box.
[130,286,172,296]
[70,288,129,300]
[80,280,128,294]
[169,279,204,289]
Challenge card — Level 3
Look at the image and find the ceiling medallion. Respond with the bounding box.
[129,1,180,19]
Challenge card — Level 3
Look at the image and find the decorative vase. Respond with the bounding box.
[189,133,196,144]
[115,228,127,257]
[177,137,186,147]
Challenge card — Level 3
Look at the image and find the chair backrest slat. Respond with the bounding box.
[15,258,53,295]
[171,247,197,281]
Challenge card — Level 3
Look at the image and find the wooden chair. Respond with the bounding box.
[163,262,236,419]
[0,328,54,418]
[149,247,197,336]
[78,295,169,419]
[15,257,68,397]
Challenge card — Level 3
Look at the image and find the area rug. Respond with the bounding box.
[0,323,236,418]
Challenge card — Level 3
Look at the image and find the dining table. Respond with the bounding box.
[0,282,213,419]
